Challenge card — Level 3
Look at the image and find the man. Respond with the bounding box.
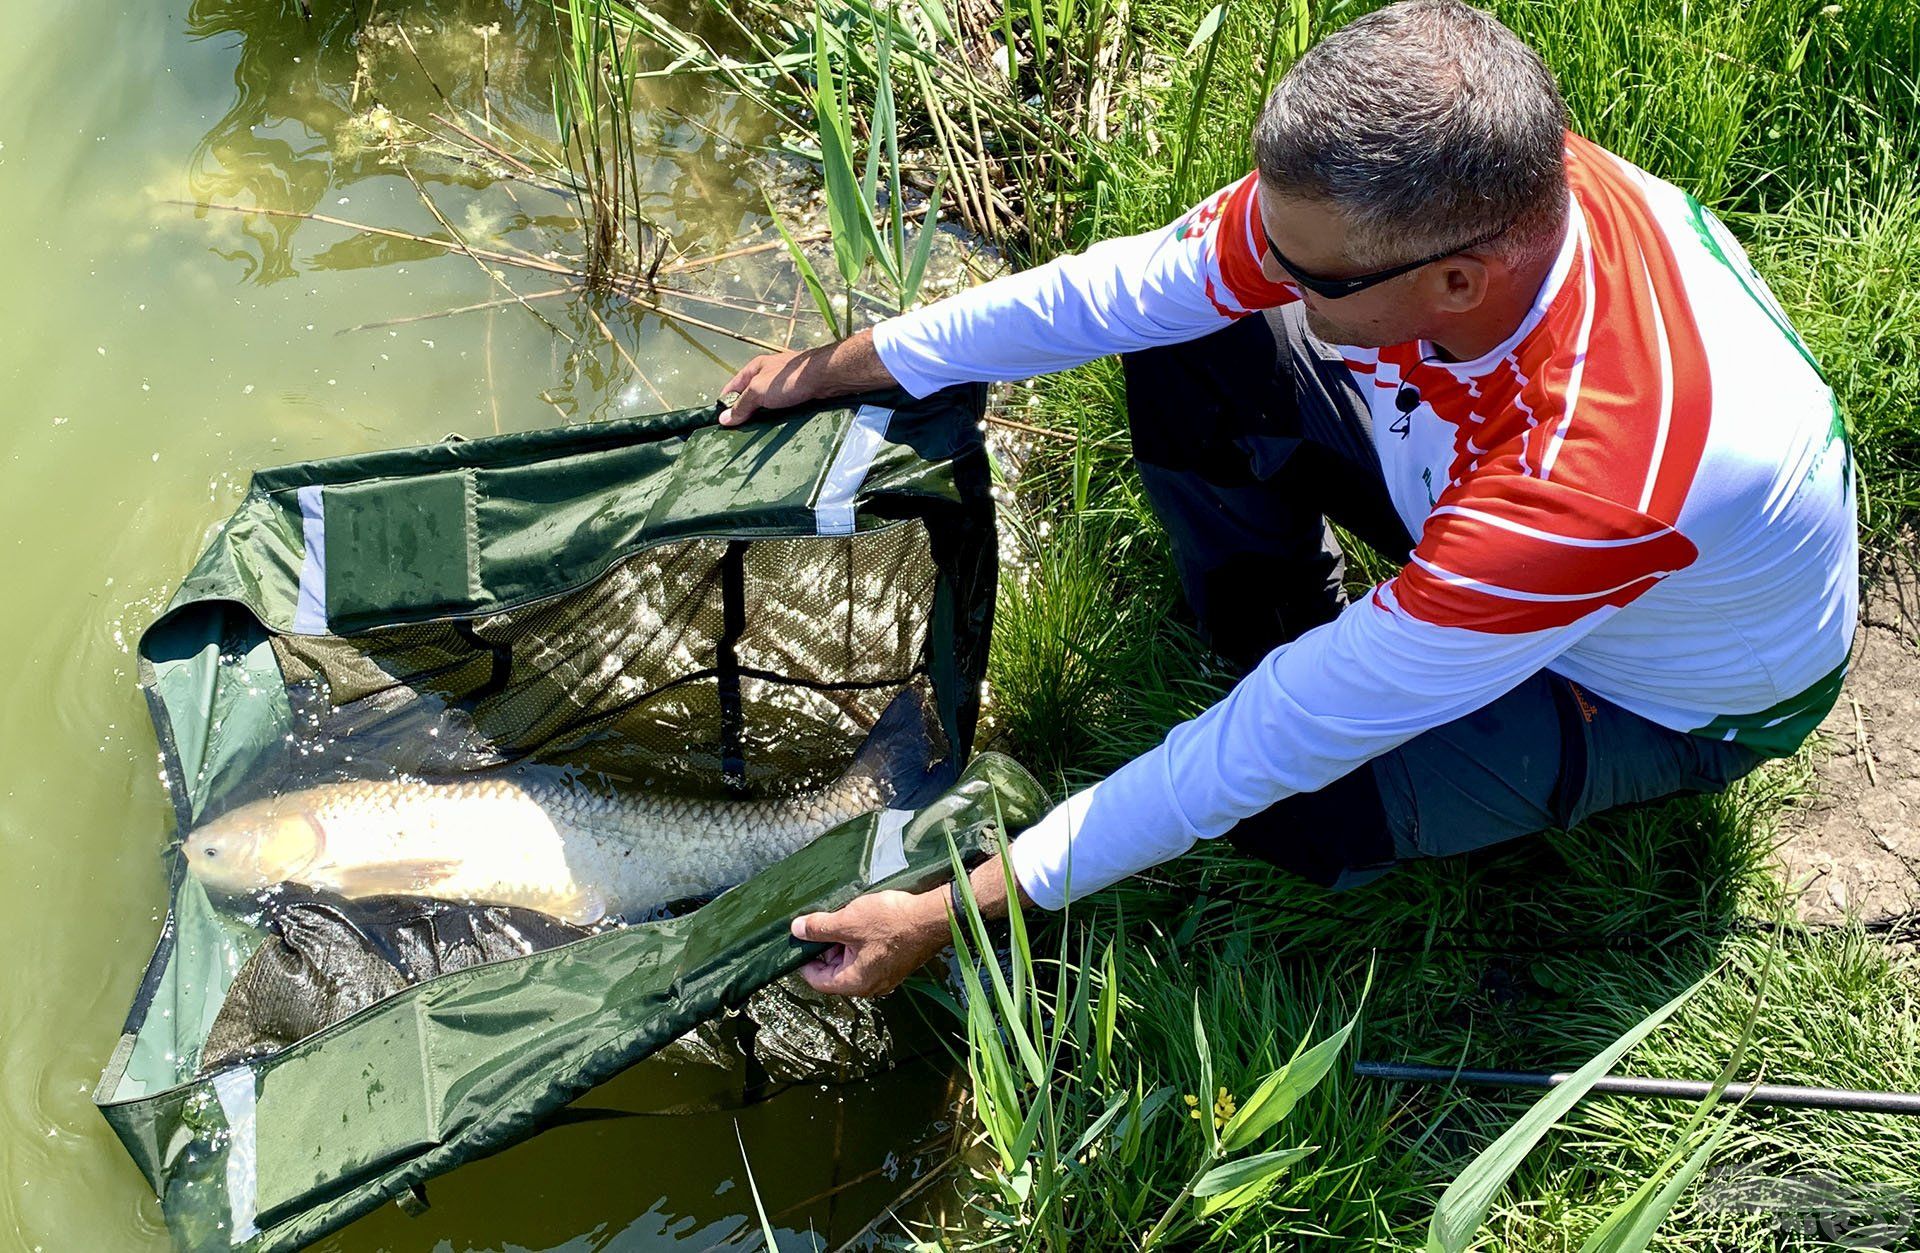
[719,0,1857,996]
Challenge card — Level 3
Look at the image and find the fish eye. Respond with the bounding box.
[203,847,217,858]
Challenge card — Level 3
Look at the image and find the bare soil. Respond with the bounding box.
[1774,548,1920,926]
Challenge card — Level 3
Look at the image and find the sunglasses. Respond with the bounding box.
[1262,216,1515,300]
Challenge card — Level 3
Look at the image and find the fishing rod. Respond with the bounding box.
[1353,1060,1920,1116]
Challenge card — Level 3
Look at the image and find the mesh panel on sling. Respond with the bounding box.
[92,388,1050,1253]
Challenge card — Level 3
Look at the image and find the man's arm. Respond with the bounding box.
[720,174,1295,422]
[789,852,1033,997]
[791,467,1700,993]
[867,177,1295,398]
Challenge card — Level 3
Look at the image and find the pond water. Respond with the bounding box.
[0,1,965,1247]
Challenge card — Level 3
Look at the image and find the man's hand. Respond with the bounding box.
[793,853,1035,998]
[790,888,950,997]
[718,327,897,427]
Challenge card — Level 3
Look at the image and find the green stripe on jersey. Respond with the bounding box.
[1684,195,1826,384]
[1690,658,1848,758]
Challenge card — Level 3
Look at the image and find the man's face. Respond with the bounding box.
[1255,183,1447,349]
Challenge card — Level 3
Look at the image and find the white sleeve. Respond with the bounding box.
[1005,584,1615,910]
[871,174,1297,397]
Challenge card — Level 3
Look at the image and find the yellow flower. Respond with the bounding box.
[1211,1087,1238,1130]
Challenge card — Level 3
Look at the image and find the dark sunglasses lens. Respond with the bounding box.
[1267,241,1380,300]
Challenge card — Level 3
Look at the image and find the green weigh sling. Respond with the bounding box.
[93,386,1050,1252]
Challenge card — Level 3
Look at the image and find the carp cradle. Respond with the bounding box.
[93,387,1048,1251]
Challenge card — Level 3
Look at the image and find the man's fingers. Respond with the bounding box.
[791,909,858,945]
[799,945,902,997]
[799,950,873,996]
[719,389,760,427]
[717,359,766,426]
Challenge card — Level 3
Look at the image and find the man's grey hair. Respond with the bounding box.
[1253,0,1569,267]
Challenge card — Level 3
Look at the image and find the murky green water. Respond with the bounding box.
[0,2,961,1247]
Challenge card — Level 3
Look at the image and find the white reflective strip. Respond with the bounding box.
[868,808,912,881]
[212,1066,260,1244]
[1535,203,1597,481]
[292,485,328,635]
[815,404,893,536]
[1408,552,1675,603]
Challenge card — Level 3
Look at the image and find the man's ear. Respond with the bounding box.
[1431,256,1490,313]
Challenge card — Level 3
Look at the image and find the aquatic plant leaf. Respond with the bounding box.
[1004,1160,1033,1204]
[1192,1144,1314,1217]
[865,19,905,289]
[1173,0,1232,203]
[1184,0,1228,53]
[1193,994,1217,1155]
[1219,1008,1357,1152]
[1118,1083,1175,1163]
[901,176,945,309]
[1069,1091,1132,1161]
[734,1122,782,1251]
[1093,938,1118,1079]
[916,0,958,44]
[812,14,880,288]
[1425,969,1717,1253]
[949,843,1046,1087]
[765,191,843,338]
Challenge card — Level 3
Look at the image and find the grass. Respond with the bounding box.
[607,0,1158,249]
[552,0,667,292]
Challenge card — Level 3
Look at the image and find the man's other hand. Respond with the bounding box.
[717,327,895,427]
[789,888,949,997]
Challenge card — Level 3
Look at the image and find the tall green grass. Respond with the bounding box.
[609,0,1156,251]
[553,0,664,291]
[767,10,948,333]
[932,835,1366,1250]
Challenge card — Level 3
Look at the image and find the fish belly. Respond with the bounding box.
[313,784,597,922]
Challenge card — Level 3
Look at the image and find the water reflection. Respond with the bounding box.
[181,0,776,287]
[308,1054,969,1252]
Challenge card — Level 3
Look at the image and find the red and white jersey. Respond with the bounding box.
[872,135,1857,909]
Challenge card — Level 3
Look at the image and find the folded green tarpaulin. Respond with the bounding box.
[94,387,1048,1251]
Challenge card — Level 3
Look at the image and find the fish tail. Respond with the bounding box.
[843,687,943,808]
